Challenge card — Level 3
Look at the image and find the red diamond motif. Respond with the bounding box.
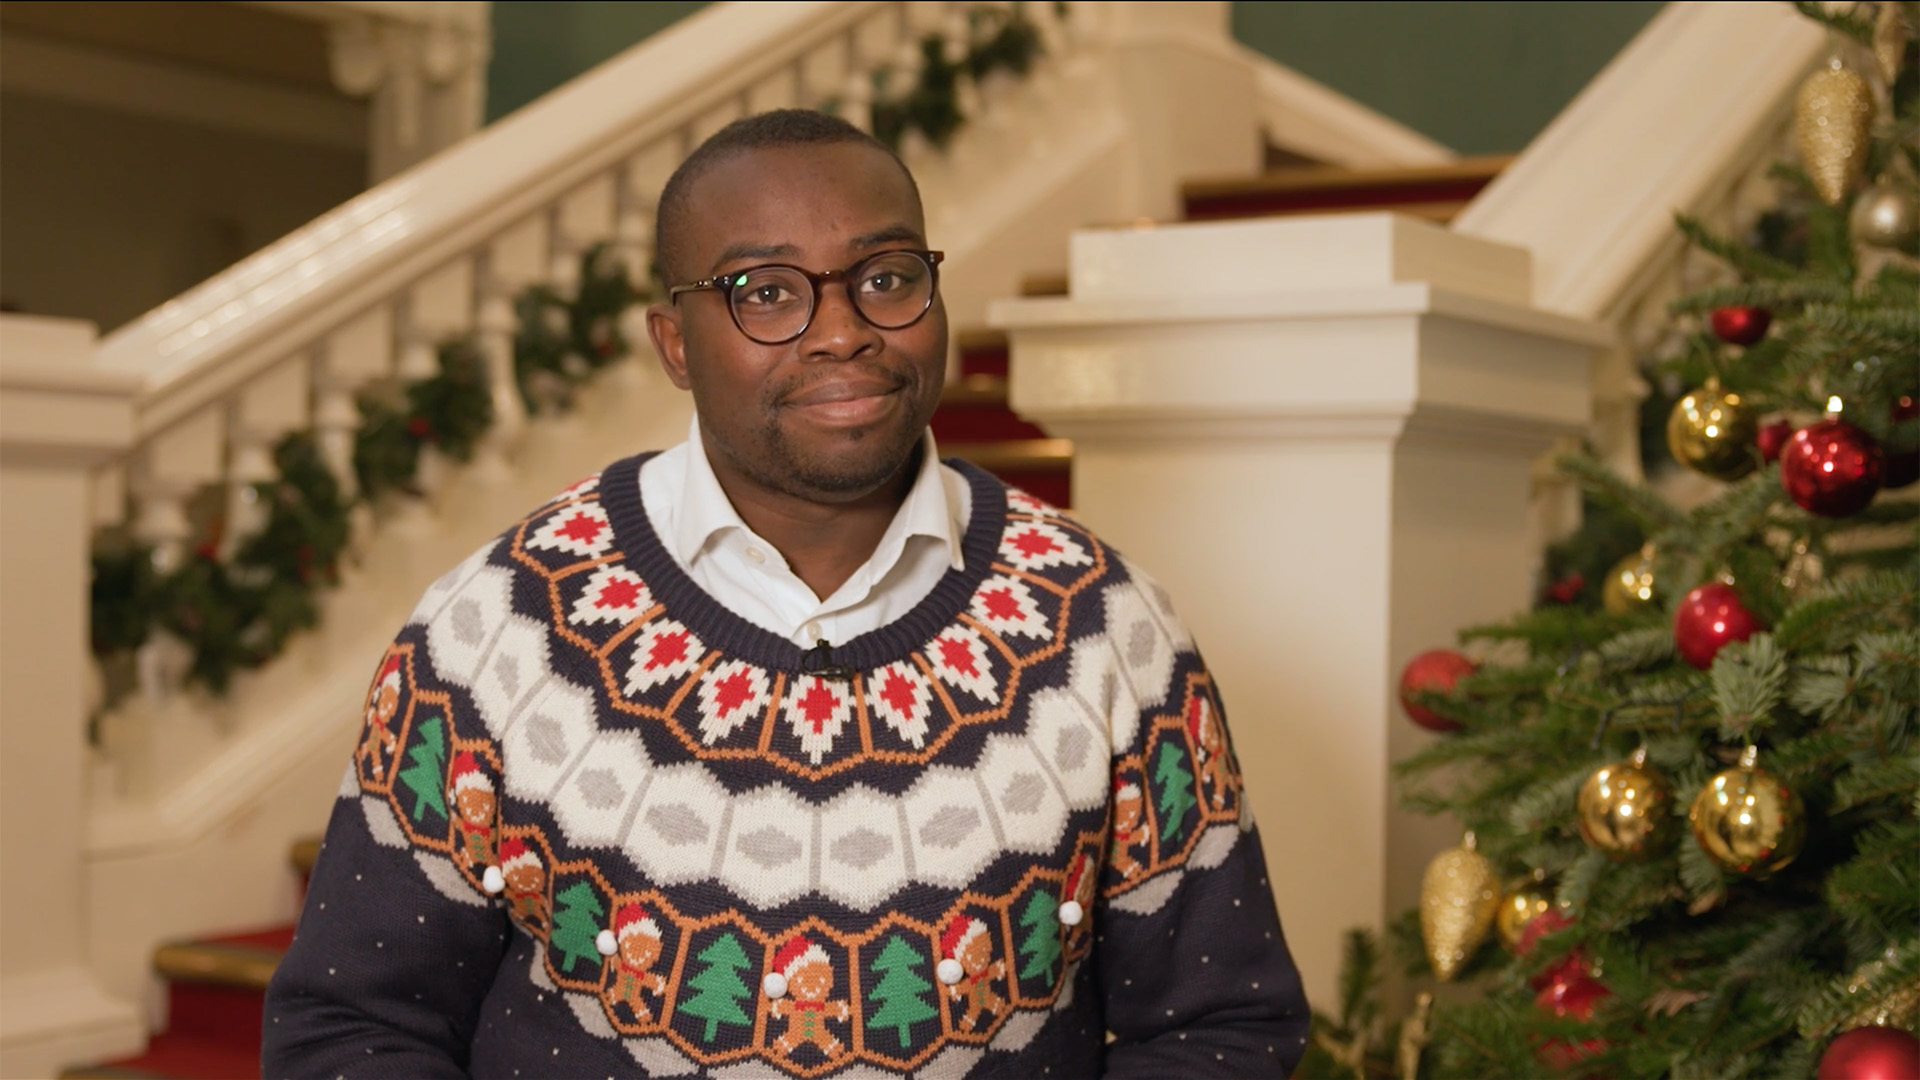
[797,683,840,734]
[979,587,1022,621]
[555,512,606,545]
[712,671,754,716]
[937,635,978,676]
[595,578,642,610]
[646,629,688,668]
[1010,529,1060,559]
[880,671,919,713]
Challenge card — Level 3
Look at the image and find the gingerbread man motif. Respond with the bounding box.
[448,752,497,872]
[767,936,849,1058]
[1109,779,1150,879]
[605,904,668,1023]
[358,654,402,779]
[939,917,1006,1032]
[498,837,549,933]
[1187,694,1234,807]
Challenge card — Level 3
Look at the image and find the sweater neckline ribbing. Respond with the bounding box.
[593,451,1009,674]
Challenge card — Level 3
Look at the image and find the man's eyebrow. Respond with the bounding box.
[852,225,924,248]
[710,242,800,273]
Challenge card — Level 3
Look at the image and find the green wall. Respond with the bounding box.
[488,1,1667,154]
[1232,1,1665,155]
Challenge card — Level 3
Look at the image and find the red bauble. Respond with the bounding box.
[1536,968,1611,1021]
[1887,394,1919,490]
[1541,1035,1609,1071]
[1780,419,1884,517]
[1398,649,1476,731]
[1817,1026,1920,1080]
[1757,420,1795,464]
[1547,572,1586,605]
[1710,305,1772,346]
[1674,583,1762,669]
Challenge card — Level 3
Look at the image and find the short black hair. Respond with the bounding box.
[653,109,920,287]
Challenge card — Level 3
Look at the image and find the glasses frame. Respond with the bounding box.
[667,249,945,345]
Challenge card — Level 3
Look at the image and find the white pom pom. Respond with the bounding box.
[762,971,788,998]
[1057,900,1084,927]
[936,958,964,986]
[596,930,618,956]
[481,866,505,894]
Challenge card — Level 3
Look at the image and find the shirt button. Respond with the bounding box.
[745,547,766,564]
[803,621,821,641]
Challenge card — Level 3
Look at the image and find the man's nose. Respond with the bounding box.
[796,279,880,361]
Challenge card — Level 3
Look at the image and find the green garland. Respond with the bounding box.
[87,2,1040,705]
[91,245,642,701]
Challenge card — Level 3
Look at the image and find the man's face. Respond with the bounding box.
[648,142,947,504]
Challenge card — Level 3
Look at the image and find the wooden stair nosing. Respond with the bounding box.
[939,374,1011,407]
[1180,153,1516,201]
[289,837,320,877]
[152,940,282,992]
[946,438,1073,471]
[1186,198,1473,226]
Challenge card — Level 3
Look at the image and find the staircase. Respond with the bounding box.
[3,0,1830,1075]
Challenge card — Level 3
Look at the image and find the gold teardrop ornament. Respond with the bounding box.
[1796,59,1875,205]
[1421,831,1500,981]
[1602,543,1658,615]
[1668,381,1758,481]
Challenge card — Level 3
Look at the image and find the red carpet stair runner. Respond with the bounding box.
[68,156,1500,1079]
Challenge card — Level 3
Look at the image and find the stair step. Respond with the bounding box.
[1181,154,1513,223]
[153,927,292,992]
[956,328,1009,379]
[1019,272,1069,298]
[61,1031,263,1080]
[945,438,1073,472]
[289,837,320,878]
[934,376,1050,444]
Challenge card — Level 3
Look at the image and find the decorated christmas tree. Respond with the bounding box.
[1153,742,1197,846]
[1015,891,1063,981]
[549,881,607,976]
[396,715,447,823]
[1373,4,1920,1077]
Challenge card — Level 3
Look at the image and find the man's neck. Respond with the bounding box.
[707,443,921,604]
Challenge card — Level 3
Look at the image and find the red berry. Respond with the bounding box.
[1756,420,1795,464]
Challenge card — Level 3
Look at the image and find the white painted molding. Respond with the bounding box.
[238,0,489,31]
[1240,46,1457,168]
[0,967,144,1080]
[1453,1,1825,319]
[0,317,139,467]
[0,31,367,151]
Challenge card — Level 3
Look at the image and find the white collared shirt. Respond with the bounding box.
[637,416,972,647]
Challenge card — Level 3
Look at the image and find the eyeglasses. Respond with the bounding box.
[668,249,945,345]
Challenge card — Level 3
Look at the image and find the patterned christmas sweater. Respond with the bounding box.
[262,454,1309,1079]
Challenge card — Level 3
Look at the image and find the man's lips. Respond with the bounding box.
[781,374,906,408]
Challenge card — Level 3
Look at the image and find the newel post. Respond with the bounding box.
[991,214,1607,1009]
[0,316,144,1075]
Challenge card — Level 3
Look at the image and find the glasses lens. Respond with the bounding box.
[851,252,936,329]
[728,266,813,343]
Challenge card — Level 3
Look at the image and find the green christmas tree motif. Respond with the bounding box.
[678,931,753,1043]
[866,934,938,1049]
[549,880,606,976]
[1153,741,1196,845]
[395,715,447,822]
[1015,890,1062,981]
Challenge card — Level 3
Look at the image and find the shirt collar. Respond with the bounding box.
[672,415,965,574]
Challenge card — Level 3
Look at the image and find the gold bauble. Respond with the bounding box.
[1602,543,1658,615]
[1576,746,1673,860]
[1667,381,1759,481]
[1688,745,1805,876]
[1420,831,1500,981]
[1796,59,1875,205]
[1851,182,1920,250]
[1874,2,1911,85]
[1496,884,1555,952]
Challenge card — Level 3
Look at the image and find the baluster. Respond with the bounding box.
[311,343,363,505]
[547,202,582,303]
[472,248,527,473]
[394,292,440,381]
[131,407,224,700]
[225,358,312,553]
[613,170,656,294]
[841,30,875,134]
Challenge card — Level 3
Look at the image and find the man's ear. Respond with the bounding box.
[646,302,692,391]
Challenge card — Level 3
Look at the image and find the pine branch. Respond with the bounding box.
[1709,633,1788,738]
[1825,819,1920,941]
[1667,280,1853,314]
[1797,936,1920,1037]
[1555,450,1685,533]
[1674,214,1803,281]
[1799,302,1920,356]
[1597,627,1678,672]
[1787,2,1875,45]
[1832,752,1920,813]
[1776,571,1918,652]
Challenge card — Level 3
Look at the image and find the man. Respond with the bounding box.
[263,109,1308,1078]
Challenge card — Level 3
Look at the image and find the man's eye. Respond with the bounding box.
[740,282,799,306]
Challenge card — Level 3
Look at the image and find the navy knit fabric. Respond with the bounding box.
[263,455,1309,1078]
